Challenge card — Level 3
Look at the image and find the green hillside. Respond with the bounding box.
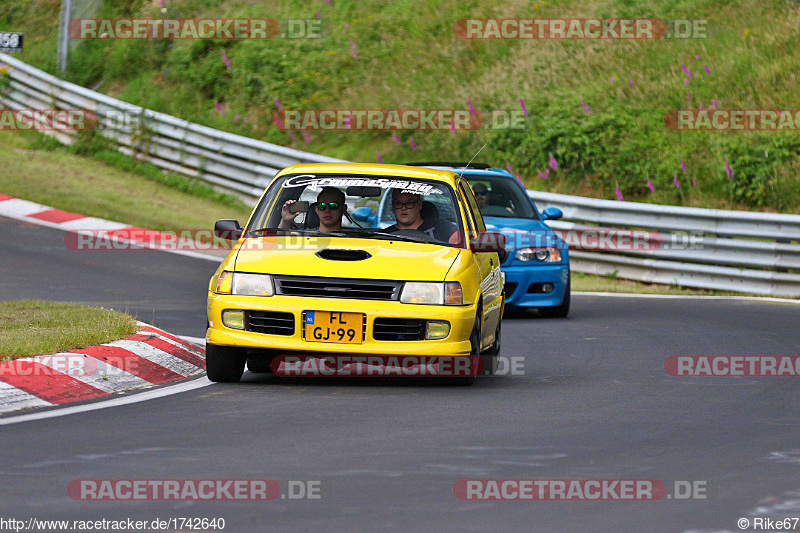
[2,0,799,211]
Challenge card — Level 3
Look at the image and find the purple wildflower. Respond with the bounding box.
[302,131,311,143]
[221,50,231,69]
[580,99,592,114]
[467,99,476,116]
[234,113,240,122]
[615,182,624,201]
[549,154,557,170]
[376,150,383,163]
[725,158,734,179]
[704,64,710,74]
[518,97,528,117]
[680,158,686,173]
[409,138,417,150]
[692,177,697,187]
[646,174,654,192]
[673,175,680,189]
[392,133,401,145]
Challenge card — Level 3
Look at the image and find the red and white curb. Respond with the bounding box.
[0,322,205,415]
[0,193,223,262]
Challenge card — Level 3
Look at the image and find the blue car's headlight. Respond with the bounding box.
[516,247,562,262]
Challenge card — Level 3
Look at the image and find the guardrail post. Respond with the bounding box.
[57,0,71,74]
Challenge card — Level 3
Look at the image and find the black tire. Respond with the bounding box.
[480,318,501,376]
[452,315,480,386]
[206,343,246,382]
[538,272,571,318]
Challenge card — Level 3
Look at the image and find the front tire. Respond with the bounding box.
[206,343,246,382]
[481,318,501,375]
[452,316,481,386]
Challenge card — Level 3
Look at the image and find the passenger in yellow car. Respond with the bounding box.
[279,187,347,232]
[385,189,460,245]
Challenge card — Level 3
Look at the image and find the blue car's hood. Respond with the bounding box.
[483,216,564,252]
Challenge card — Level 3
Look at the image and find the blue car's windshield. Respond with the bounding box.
[464,174,539,220]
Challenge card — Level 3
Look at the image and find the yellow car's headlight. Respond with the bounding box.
[400,282,462,305]
[232,273,275,296]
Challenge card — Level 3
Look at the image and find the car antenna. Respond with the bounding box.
[458,141,490,182]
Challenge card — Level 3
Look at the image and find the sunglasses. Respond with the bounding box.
[474,190,488,196]
[316,202,341,211]
[392,200,420,210]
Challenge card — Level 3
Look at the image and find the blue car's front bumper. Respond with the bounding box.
[502,262,569,308]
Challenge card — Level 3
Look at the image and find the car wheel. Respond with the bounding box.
[206,343,246,382]
[539,272,570,318]
[480,319,501,375]
[452,315,480,386]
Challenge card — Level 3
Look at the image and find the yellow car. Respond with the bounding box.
[206,163,505,384]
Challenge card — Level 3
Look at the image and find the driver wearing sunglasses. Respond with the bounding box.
[279,186,347,232]
[472,183,490,208]
[385,189,459,244]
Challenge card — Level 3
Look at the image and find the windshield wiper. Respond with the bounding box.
[246,228,346,237]
[342,229,426,242]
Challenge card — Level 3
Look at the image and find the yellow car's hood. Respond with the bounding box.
[232,237,461,281]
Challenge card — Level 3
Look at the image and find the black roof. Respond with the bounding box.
[405,162,493,170]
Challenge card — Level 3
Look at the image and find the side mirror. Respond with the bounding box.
[541,207,563,221]
[351,206,375,223]
[214,219,242,240]
[471,232,506,253]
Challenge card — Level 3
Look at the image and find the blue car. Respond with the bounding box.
[359,163,569,317]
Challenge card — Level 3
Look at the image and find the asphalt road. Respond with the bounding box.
[1,216,800,533]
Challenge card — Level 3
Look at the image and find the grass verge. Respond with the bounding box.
[0,300,138,361]
[0,129,254,231]
[570,271,747,297]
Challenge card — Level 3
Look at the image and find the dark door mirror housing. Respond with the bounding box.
[214,219,242,241]
[471,232,506,253]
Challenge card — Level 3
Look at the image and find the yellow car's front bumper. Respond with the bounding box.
[206,293,477,356]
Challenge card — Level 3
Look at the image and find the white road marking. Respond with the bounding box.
[573,291,800,304]
[0,378,212,426]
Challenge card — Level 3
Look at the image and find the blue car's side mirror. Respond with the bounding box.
[541,207,563,221]
[352,206,375,223]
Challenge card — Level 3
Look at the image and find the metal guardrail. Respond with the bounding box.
[0,53,342,200]
[532,192,800,297]
[2,53,799,297]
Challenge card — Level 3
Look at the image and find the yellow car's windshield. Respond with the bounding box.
[246,173,465,247]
